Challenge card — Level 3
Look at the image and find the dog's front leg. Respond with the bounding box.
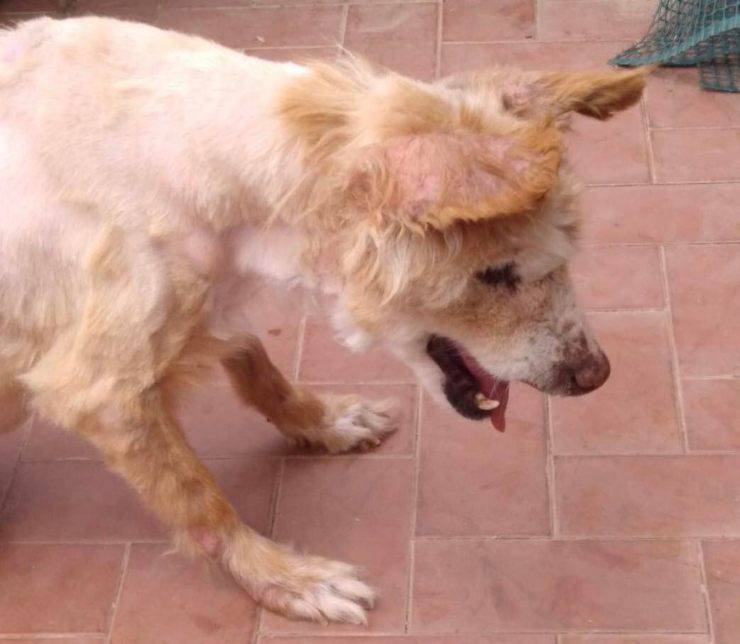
[49,386,376,624]
[222,335,396,453]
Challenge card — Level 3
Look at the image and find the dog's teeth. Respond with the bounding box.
[475,393,500,410]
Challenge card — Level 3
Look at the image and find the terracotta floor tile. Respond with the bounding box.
[179,375,287,459]
[345,3,437,80]
[652,128,740,183]
[158,5,343,50]
[683,379,740,451]
[417,385,549,536]
[23,416,98,462]
[550,312,681,455]
[1,457,276,540]
[666,244,740,377]
[298,314,414,383]
[5,638,104,643]
[111,543,257,644]
[74,0,158,22]
[561,636,710,644]
[581,184,740,244]
[0,0,60,11]
[539,1,653,42]
[567,107,650,185]
[263,458,413,634]
[205,457,280,536]
[411,538,705,632]
[703,539,740,644]
[1,426,26,507]
[159,0,250,8]
[0,543,123,633]
[5,638,105,643]
[646,68,740,129]
[440,41,631,75]
[239,282,306,377]
[557,455,740,536]
[443,0,535,42]
[263,637,554,644]
[1,461,163,541]
[572,245,664,310]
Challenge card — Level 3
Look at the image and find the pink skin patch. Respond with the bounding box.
[189,527,223,557]
[2,40,23,63]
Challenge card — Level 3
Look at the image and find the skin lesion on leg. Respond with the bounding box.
[222,335,397,453]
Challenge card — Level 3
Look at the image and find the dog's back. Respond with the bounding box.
[0,17,305,384]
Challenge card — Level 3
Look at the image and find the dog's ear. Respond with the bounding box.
[348,120,561,231]
[443,66,650,121]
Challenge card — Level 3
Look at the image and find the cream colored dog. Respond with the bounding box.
[0,16,646,623]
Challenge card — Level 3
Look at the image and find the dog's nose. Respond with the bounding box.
[573,350,611,392]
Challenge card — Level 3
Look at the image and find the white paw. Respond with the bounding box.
[259,556,376,624]
[296,395,397,453]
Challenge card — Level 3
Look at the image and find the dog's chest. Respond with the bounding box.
[200,224,308,340]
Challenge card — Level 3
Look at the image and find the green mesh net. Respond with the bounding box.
[611,0,740,92]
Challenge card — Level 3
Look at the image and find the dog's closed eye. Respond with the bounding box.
[475,262,521,292]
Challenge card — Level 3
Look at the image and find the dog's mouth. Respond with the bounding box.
[426,335,510,432]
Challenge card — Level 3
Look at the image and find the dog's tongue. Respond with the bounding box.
[458,348,510,432]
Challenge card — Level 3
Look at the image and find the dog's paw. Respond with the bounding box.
[259,556,376,624]
[296,395,397,453]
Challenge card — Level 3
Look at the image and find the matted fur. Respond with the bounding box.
[0,16,647,624]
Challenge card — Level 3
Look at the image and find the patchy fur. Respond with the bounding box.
[0,16,646,624]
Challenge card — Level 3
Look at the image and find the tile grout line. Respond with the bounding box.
[298,380,418,386]
[683,374,740,381]
[229,632,724,639]
[434,0,443,79]
[339,2,349,48]
[640,94,658,184]
[253,456,287,643]
[649,124,740,131]
[554,449,740,457]
[544,395,558,537]
[292,313,307,382]
[9,532,740,547]
[580,241,740,249]
[0,416,32,517]
[414,534,740,542]
[104,541,131,644]
[659,245,690,453]
[403,383,423,633]
[697,540,716,643]
[585,179,740,187]
[441,38,634,45]
[0,629,707,644]
[0,635,106,641]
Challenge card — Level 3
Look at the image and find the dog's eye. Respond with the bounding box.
[475,262,521,292]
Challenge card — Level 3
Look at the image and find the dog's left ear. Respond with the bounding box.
[443,66,650,121]
[348,120,561,231]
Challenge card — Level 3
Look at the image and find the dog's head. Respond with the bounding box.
[279,61,648,429]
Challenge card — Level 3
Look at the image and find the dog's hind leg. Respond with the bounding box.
[222,335,396,453]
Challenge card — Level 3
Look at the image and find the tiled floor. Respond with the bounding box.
[0,0,739,642]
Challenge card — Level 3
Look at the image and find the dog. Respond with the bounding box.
[0,16,646,624]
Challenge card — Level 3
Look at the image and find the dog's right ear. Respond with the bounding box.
[442,66,650,121]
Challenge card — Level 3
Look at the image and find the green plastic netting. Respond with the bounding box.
[610,0,740,92]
